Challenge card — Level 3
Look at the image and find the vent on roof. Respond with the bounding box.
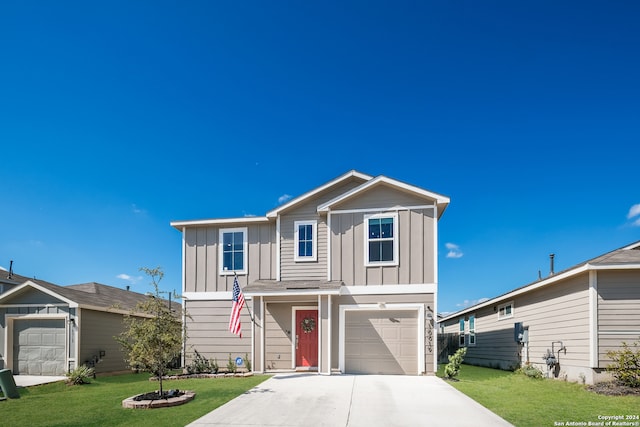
[549,253,555,276]
[8,260,13,279]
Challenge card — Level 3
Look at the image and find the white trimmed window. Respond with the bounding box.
[219,227,247,275]
[459,318,465,346]
[294,220,317,262]
[365,213,398,266]
[498,301,514,320]
[468,315,476,346]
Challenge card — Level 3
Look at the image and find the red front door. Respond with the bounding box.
[295,309,318,367]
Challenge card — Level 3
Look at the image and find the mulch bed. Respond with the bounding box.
[587,382,640,396]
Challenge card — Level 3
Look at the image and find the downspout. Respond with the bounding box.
[327,294,332,375]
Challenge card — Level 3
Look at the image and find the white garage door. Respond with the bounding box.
[345,310,418,375]
[13,319,66,375]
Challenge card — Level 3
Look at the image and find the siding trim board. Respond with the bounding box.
[171,216,270,229]
[589,270,598,367]
[325,205,435,215]
[342,284,437,295]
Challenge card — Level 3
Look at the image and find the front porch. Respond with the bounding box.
[244,280,340,375]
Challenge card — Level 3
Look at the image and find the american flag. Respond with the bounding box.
[228,276,245,337]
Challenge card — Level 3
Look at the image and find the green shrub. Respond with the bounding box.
[66,365,95,385]
[186,350,218,374]
[606,340,640,388]
[243,353,252,372]
[516,363,543,379]
[444,347,467,379]
[227,354,237,373]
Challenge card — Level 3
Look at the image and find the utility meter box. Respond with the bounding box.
[514,322,528,343]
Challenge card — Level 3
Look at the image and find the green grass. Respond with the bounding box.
[1,373,269,427]
[437,364,639,427]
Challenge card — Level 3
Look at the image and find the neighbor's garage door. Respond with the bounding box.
[13,319,66,375]
[345,310,418,375]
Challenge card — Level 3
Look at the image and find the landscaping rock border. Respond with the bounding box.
[122,390,196,409]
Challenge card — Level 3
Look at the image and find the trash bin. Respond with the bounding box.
[0,369,20,399]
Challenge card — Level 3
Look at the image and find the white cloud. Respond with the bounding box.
[456,297,489,308]
[278,194,292,204]
[117,273,143,285]
[132,204,146,215]
[445,242,463,258]
[628,204,640,224]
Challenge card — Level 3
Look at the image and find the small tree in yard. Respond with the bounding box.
[444,347,467,379]
[116,267,183,398]
[607,340,640,388]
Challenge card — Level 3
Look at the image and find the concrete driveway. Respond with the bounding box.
[187,374,513,427]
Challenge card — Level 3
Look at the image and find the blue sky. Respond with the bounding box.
[1,1,638,314]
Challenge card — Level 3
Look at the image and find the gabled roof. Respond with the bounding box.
[317,174,450,218]
[440,240,640,321]
[0,270,33,287]
[170,170,447,227]
[0,279,176,315]
[266,170,372,218]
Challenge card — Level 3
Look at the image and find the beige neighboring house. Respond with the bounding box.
[439,241,640,384]
[171,170,449,375]
[0,278,170,376]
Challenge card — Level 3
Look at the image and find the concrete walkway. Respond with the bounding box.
[187,374,513,427]
[13,375,66,387]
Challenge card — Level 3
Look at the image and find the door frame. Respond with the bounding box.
[291,305,319,370]
[6,314,71,374]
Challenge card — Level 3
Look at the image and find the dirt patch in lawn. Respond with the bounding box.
[587,382,640,396]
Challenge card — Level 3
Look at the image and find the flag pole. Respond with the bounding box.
[235,272,255,323]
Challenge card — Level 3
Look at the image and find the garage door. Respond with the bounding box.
[13,319,66,375]
[345,310,418,375]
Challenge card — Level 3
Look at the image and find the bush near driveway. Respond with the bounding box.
[1,373,269,427]
[437,364,638,427]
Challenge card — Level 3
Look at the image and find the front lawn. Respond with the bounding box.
[1,373,269,427]
[437,364,639,427]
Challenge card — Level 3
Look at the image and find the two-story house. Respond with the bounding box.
[171,171,449,375]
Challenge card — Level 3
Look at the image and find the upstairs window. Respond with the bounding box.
[459,318,465,346]
[219,227,247,274]
[365,213,398,266]
[498,301,514,320]
[294,220,317,262]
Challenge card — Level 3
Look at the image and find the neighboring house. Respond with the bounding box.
[0,267,31,295]
[171,170,449,375]
[0,278,171,376]
[440,241,640,384]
